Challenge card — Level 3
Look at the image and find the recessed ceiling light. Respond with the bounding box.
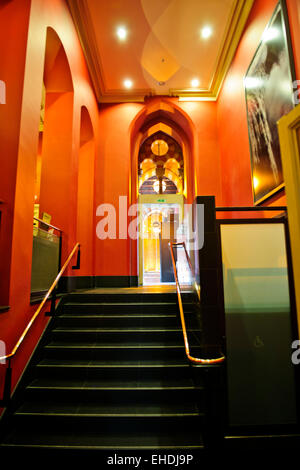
[116,26,127,41]
[201,26,213,39]
[191,78,200,88]
[124,78,133,89]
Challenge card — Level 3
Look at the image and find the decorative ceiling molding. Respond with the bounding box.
[170,0,254,100]
[67,0,254,103]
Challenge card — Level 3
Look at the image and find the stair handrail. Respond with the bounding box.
[0,243,80,405]
[169,241,225,365]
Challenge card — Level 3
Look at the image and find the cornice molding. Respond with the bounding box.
[67,0,254,103]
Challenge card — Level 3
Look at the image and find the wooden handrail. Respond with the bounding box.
[169,241,225,365]
[0,243,80,362]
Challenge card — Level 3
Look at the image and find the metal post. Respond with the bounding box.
[0,359,12,407]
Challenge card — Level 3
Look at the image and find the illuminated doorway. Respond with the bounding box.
[138,194,184,286]
[137,132,185,286]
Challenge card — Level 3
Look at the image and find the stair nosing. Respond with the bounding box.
[45,344,186,349]
[36,363,189,368]
[51,328,196,333]
[64,302,178,306]
[0,444,204,450]
[59,314,178,318]
[15,412,202,418]
[27,385,202,391]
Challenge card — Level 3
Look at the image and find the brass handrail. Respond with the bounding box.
[33,217,62,232]
[169,241,225,365]
[0,243,80,362]
[172,242,201,302]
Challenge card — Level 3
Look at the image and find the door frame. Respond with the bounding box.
[137,194,184,285]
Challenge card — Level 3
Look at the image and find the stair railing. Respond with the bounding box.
[169,241,225,365]
[0,242,80,407]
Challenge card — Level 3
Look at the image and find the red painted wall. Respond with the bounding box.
[217,0,300,208]
[0,0,31,307]
[0,0,98,406]
[95,97,220,278]
[178,101,221,203]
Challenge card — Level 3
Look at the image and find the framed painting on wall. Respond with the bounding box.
[244,0,296,205]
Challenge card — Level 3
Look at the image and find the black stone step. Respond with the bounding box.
[26,375,199,390]
[0,422,204,451]
[14,400,202,418]
[65,292,178,304]
[55,313,180,328]
[41,342,205,361]
[48,327,201,344]
[22,377,204,405]
[63,302,180,315]
[32,359,195,382]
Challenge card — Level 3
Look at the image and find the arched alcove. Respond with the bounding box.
[76,106,95,277]
[129,98,196,284]
[37,27,74,232]
[31,27,75,295]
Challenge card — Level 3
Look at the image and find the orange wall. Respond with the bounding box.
[178,101,222,203]
[0,0,98,404]
[0,0,31,307]
[217,0,300,207]
[96,102,143,277]
[95,97,221,277]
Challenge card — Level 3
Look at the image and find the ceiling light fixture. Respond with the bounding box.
[123,78,133,89]
[116,26,127,41]
[201,25,213,39]
[191,78,200,88]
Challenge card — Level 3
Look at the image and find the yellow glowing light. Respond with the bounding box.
[151,139,169,156]
[124,78,133,89]
[191,78,200,88]
[116,26,127,41]
[201,26,213,39]
[253,176,259,189]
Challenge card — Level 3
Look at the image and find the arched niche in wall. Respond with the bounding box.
[76,106,95,277]
[36,27,74,247]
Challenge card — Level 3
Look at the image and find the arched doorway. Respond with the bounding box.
[138,131,184,285]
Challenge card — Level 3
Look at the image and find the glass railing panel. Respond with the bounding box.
[220,221,297,426]
[31,226,60,295]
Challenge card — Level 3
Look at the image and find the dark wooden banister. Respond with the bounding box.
[169,241,225,365]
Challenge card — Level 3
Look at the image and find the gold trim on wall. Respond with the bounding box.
[67,0,254,103]
[278,105,300,336]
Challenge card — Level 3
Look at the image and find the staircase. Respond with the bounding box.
[0,289,224,458]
